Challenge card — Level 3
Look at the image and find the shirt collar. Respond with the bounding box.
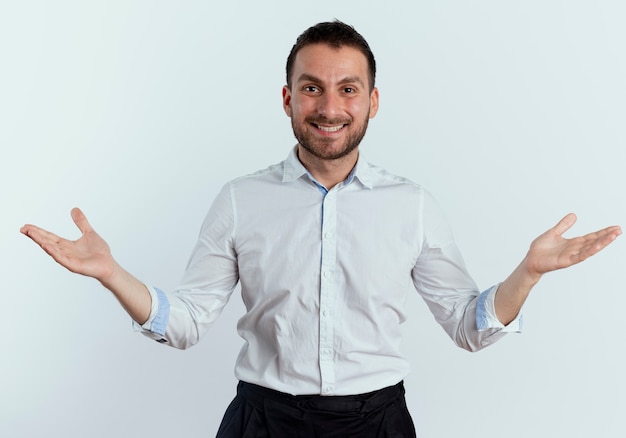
[282,145,374,190]
[282,145,309,182]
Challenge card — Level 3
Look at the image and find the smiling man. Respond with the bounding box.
[284,41,379,181]
[21,21,621,437]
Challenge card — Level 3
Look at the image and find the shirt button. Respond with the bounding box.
[322,310,329,317]
[323,271,332,278]
[324,231,333,239]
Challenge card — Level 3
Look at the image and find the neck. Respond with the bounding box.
[297,145,359,190]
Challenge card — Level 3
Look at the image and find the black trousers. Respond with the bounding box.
[216,381,416,438]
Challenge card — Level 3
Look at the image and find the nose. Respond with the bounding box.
[316,91,341,118]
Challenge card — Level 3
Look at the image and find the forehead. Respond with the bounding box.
[292,43,370,85]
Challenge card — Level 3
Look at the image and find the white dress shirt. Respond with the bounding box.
[135,147,521,396]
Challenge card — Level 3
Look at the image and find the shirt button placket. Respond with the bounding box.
[319,189,337,395]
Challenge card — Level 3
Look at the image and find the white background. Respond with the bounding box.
[2,1,625,437]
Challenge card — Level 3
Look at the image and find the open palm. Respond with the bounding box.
[21,208,115,281]
[525,213,622,276]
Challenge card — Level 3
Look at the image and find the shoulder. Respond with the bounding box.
[226,160,286,189]
[361,161,428,195]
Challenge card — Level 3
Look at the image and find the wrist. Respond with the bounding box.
[519,256,543,287]
[98,260,123,290]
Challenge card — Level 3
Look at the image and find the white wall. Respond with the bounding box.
[2,1,625,437]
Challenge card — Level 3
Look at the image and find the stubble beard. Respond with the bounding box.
[292,115,369,161]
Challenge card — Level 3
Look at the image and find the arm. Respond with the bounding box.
[20,208,151,324]
[412,189,510,352]
[495,213,621,325]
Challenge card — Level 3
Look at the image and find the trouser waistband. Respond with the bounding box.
[237,381,405,414]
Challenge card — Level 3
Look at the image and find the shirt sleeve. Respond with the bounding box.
[411,190,522,352]
[476,284,523,333]
[132,285,171,343]
[133,183,240,349]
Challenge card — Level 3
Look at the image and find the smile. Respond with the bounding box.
[313,123,346,132]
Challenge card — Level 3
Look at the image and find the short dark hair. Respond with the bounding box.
[286,20,377,91]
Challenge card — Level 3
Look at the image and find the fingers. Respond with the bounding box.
[20,224,61,247]
[71,207,94,235]
[21,208,90,244]
[577,225,621,249]
[21,221,86,270]
[20,224,71,264]
[565,225,621,266]
[551,214,621,247]
[583,225,622,254]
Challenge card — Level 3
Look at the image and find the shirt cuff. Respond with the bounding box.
[132,285,170,342]
[476,284,523,333]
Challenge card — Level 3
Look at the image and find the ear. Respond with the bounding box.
[282,86,292,117]
[369,87,379,119]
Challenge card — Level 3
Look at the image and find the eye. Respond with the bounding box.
[303,85,320,93]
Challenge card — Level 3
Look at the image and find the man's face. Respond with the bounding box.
[282,43,379,161]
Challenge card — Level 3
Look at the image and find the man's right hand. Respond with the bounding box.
[21,207,116,281]
[21,208,152,324]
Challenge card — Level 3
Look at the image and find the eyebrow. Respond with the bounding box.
[296,73,366,88]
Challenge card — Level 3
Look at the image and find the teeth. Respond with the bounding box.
[316,124,344,132]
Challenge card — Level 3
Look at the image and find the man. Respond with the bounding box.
[21,21,621,437]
